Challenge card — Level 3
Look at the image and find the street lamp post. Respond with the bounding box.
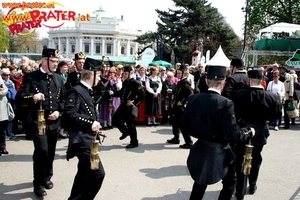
[242,0,250,57]
[199,38,203,62]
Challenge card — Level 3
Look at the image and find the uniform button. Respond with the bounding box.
[50,101,52,103]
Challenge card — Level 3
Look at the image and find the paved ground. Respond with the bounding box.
[0,123,300,200]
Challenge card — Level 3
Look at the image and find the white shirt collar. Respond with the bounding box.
[250,85,264,89]
[80,80,92,90]
[208,88,221,94]
[40,67,52,75]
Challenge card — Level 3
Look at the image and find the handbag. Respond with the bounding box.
[7,102,15,121]
[286,101,299,118]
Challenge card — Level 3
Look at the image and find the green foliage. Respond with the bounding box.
[248,0,300,35]
[246,0,300,65]
[135,0,241,64]
[8,30,40,53]
[0,10,10,52]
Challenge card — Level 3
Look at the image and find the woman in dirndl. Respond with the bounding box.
[134,65,147,124]
[99,67,122,130]
[145,66,162,126]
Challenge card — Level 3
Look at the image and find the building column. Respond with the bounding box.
[58,37,62,52]
[126,40,130,56]
[79,37,83,52]
[113,38,117,56]
[90,38,94,56]
[48,37,55,48]
[117,40,121,56]
[135,42,138,54]
[102,39,106,56]
[66,37,70,58]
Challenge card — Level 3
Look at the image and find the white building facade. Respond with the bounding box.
[47,7,144,60]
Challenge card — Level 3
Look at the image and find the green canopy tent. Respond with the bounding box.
[148,60,173,68]
[88,56,136,64]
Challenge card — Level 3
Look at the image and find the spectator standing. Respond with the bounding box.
[266,70,285,131]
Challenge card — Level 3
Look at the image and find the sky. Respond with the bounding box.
[1,0,246,38]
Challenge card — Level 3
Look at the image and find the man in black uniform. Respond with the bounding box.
[180,65,255,200]
[232,68,281,200]
[17,48,65,197]
[65,51,86,91]
[64,57,105,200]
[166,64,193,149]
[110,65,145,148]
[195,65,209,94]
[222,58,249,99]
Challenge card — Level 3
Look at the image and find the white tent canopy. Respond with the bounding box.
[205,46,231,67]
[259,22,300,39]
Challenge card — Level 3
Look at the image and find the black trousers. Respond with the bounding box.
[112,104,138,145]
[0,120,8,150]
[283,100,291,128]
[190,162,236,200]
[171,106,192,144]
[235,143,263,199]
[69,144,105,200]
[32,129,58,188]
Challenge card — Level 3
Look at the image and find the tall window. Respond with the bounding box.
[130,47,133,55]
[121,46,125,54]
[96,44,101,54]
[71,45,75,53]
[107,44,112,54]
[85,44,90,53]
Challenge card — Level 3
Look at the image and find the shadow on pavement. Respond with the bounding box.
[140,165,189,179]
[0,182,43,200]
[0,154,32,162]
[289,186,300,200]
[142,189,189,200]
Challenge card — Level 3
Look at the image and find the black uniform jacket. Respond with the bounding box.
[232,87,281,149]
[222,71,249,99]
[173,78,192,106]
[64,83,98,160]
[113,77,145,116]
[17,70,65,131]
[180,90,252,185]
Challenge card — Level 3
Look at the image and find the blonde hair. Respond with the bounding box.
[109,66,117,73]
[22,65,32,74]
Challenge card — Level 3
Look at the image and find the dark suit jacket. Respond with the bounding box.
[180,90,252,184]
[63,83,98,160]
[232,87,281,149]
[17,70,65,131]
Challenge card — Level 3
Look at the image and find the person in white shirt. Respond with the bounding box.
[266,70,285,131]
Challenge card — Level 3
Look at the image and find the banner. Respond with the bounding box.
[140,48,155,66]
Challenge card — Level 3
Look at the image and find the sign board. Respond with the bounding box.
[286,49,300,68]
[140,48,155,66]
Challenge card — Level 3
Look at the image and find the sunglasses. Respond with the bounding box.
[273,76,278,77]
[2,74,10,76]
